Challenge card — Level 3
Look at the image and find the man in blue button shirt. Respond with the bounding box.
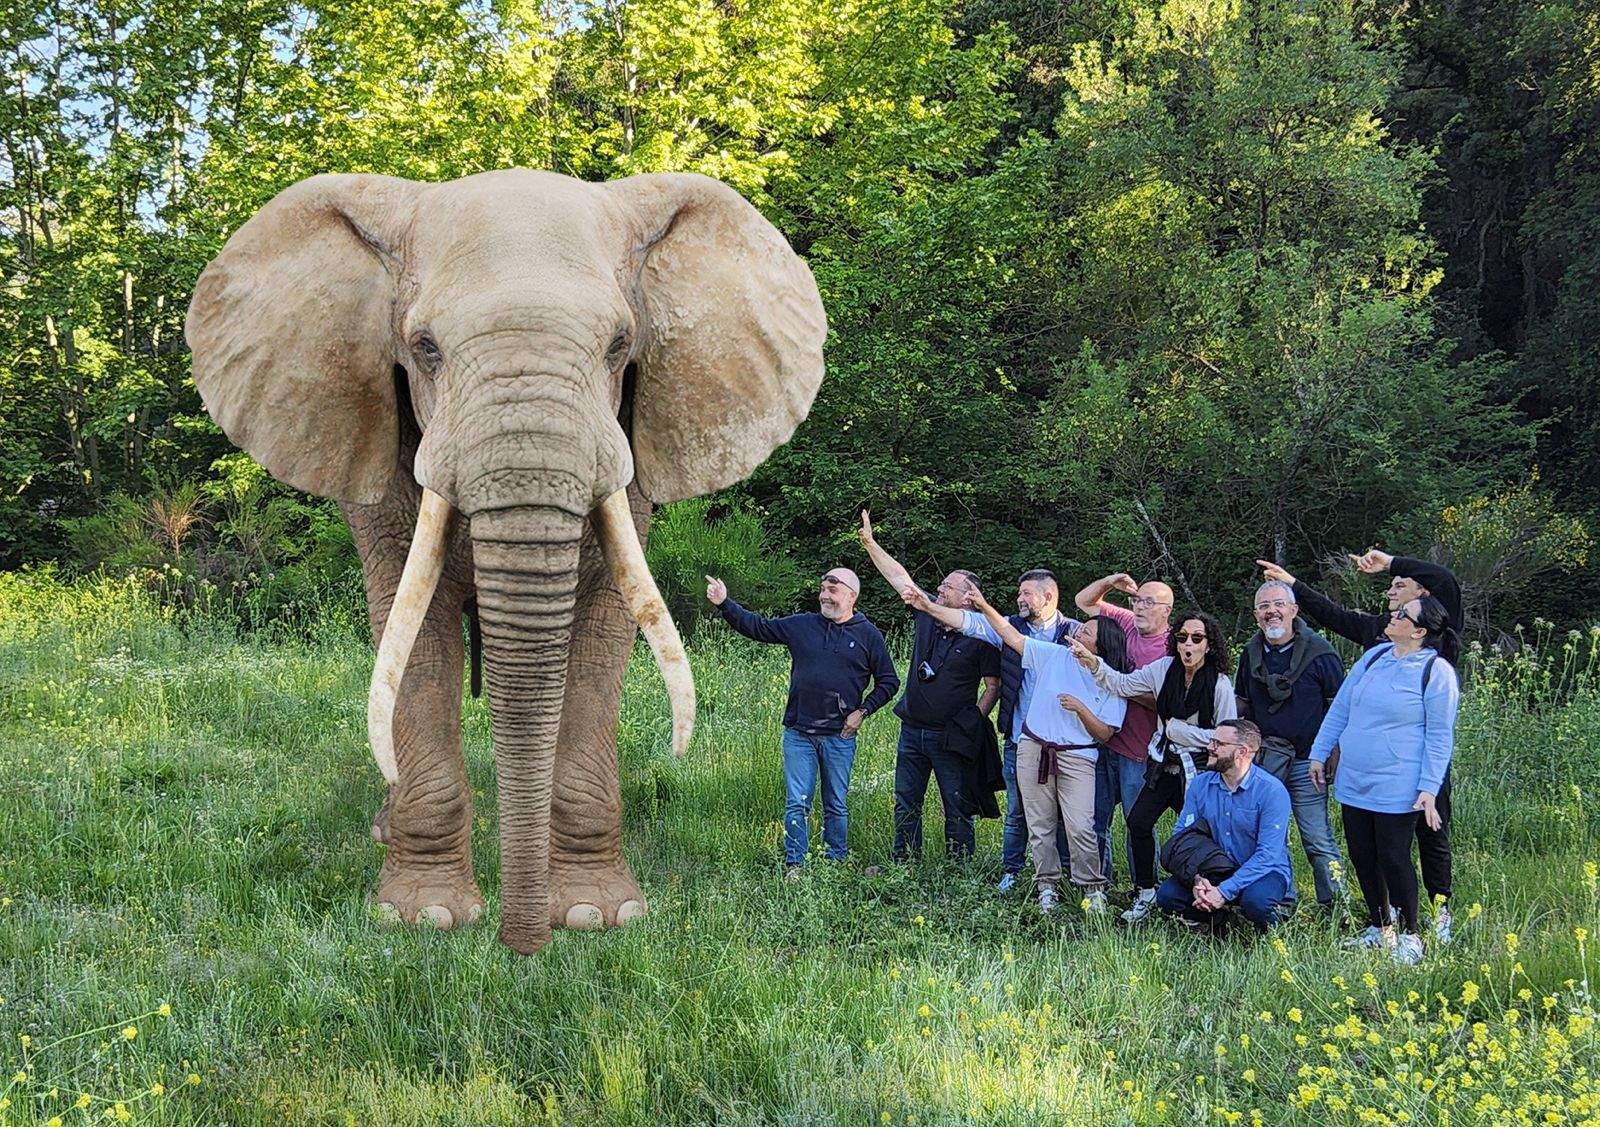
[1155,718,1296,931]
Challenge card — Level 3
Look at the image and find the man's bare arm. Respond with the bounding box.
[1074,571,1138,613]
[858,510,918,596]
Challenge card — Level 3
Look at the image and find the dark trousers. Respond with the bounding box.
[1127,761,1187,890]
[1341,804,1422,933]
[1416,768,1452,904]
[893,724,975,859]
[1156,872,1293,932]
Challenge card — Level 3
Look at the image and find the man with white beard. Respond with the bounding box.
[1233,579,1347,914]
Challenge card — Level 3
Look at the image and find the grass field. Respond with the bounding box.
[1,571,1598,1125]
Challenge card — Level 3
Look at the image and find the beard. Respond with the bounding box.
[1262,621,1289,641]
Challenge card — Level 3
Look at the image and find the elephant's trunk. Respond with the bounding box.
[471,504,583,953]
[592,489,695,756]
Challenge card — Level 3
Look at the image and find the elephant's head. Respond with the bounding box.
[185,169,826,951]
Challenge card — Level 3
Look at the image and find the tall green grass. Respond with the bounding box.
[0,572,1597,1125]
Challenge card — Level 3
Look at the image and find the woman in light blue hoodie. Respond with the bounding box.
[1310,596,1461,965]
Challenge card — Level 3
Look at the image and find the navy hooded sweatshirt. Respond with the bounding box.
[718,598,899,736]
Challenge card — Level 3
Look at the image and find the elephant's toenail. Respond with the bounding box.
[374,902,401,925]
[417,905,454,929]
[616,899,646,925]
[565,903,604,930]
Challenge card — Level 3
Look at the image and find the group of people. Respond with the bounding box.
[703,513,1463,965]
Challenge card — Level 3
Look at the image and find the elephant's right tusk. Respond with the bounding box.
[592,489,696,756]
[367,488,453,785]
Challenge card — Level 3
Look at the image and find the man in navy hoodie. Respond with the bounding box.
[707,570,899,874]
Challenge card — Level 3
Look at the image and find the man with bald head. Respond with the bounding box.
[708,567,899,875]
[1075,570,1174,918]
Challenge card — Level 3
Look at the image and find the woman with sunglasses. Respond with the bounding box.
[1072,610,1236,923]
[1308,595,1460,965]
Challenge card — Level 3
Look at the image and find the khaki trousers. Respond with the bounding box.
[1016,737,1105,892]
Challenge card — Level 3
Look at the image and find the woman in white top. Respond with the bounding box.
[1072,609,1237,922]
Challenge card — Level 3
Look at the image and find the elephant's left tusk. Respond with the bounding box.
[593,488,696,756]
[368,488,454,785]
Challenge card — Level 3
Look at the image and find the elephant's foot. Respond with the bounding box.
[372,858,484,930]
[548,856,647,931]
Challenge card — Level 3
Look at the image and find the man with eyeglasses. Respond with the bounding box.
[1235,580,1346,914]
[859,511,1001,860]
[1155,718,1296,932]
[706,566,899,875]
[1073,571,1175,906]
[1258,548,1464,942]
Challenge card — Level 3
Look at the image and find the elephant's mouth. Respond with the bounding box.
[365,487,694,785]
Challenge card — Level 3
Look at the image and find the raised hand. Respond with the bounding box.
[1255,559,1296,587]
[705,575,728,605]
[1110,572,1138,596]
[858,508,875,545]
[964,581,989,609]
[1068,636,1099,671]
[900,586,932,613]
[1352,548,1393,574]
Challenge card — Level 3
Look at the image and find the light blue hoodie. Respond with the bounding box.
[1309,644,1460,814]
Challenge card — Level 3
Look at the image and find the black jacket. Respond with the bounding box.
[1293,556,1464,650]
[1159,818,1239,887]
[942,704,1004,818]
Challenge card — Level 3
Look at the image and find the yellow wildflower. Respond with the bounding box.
[1462,981,1481,1005]
[121,1025,137,1041]
[1289,1008,1303,1023]
[158,1002,172,1017]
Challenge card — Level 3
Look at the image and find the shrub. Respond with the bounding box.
[645,498,806,631]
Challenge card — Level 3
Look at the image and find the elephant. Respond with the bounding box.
[184,168,826,954]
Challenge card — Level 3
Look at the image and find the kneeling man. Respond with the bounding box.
[1156,718,1295,931]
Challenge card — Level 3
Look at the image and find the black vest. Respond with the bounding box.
[997,614,1076,741]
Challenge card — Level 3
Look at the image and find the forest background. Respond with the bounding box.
[3,0,1597,639]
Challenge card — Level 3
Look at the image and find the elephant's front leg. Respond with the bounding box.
[548,487,651,930]
[348,503,485,930]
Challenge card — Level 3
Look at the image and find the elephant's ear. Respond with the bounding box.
[185,173,420,505]
[605,173,827,504]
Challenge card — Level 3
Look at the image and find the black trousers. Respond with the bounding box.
[1415,768,1452,904]
[1127,761,1187,890]
[1341,804,1422,933]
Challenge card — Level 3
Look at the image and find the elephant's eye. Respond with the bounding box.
[413,333,444,377]
[604,329,631,373]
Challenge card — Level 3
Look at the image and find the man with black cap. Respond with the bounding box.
[707,568,899,875]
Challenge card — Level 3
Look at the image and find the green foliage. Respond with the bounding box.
[0,0,1594,634]
[644,498,805,629]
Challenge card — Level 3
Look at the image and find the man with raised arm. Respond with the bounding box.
[706,569,899,876]
[1073,571,1173,919]
[858,511,1001,860]
[907,582,1124,914]
[1257,548,1464,941]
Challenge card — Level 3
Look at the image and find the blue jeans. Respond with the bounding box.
[780,727,857,864]
[1002,738,1066,874]
[893,724,975,859]
[1287,757,1344,907]
[1093,751,1145,887]
[1156,873,1294,931]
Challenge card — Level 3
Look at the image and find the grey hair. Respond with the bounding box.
[1255,580,1297,606]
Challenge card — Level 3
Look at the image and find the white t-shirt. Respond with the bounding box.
[1019,638,1128,758]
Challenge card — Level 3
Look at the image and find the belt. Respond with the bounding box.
[1022,724,1097,782]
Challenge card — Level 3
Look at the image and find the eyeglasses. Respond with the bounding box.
[1207,737,1245,751]
[1131,596,1172,609]
[1390,608,1416,625]
[1174,632,1208,644]
[1255,599,1291,611]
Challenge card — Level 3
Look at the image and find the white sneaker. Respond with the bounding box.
[1038,886,1060,914]
[1434,904,1453,945]
[1083,890,1109,915]
[1343,926,1386,950]
[1120,889,1157,924]
[996,872,1018,894]
[1393,933,1425,966]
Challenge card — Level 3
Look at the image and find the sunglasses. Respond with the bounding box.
[1174,632,1208,644]
[1390,608,1417,625]
[820,575,849,589]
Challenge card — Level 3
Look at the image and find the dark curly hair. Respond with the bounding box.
[1155,609,1229,728]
